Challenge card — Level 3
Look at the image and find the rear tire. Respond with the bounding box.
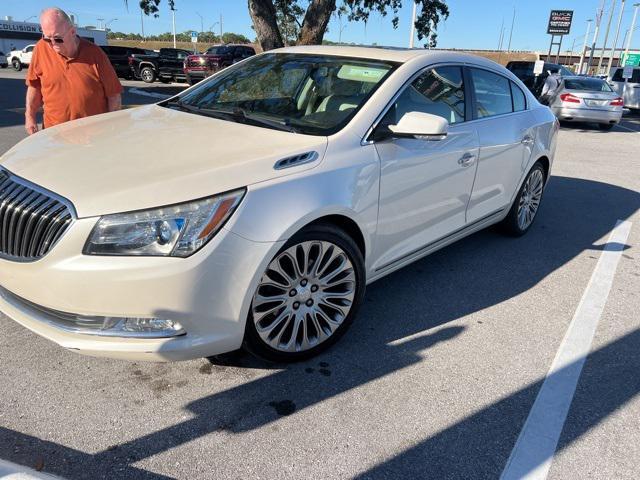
[11,58,21,71]
[244,224,366,363]
[500,162,546,237]
[598,123,615,130]
[140,66,156,83]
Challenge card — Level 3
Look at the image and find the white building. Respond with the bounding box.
[0,16,107,54]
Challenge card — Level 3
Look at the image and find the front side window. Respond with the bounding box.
[380,66,465,129]
[175,53,396,135]
[26,46,34,53]
[471,68,513,118]
[207,46,233,55]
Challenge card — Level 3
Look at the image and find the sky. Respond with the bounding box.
[3,0,639,52]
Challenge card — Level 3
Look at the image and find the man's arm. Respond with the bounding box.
[25,85,43,135]
[107,94,122,112]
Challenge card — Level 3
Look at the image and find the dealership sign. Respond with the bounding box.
[547,10,573,35]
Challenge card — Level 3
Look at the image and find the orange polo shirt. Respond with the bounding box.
[26,38,123,128]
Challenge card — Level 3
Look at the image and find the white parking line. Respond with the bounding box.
[127,88,172,100]
[500,219,633,480]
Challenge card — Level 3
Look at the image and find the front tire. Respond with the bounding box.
[500,162,546,236]
[140,66,156,83]
[244,224,366,362]
[12,58,21,71]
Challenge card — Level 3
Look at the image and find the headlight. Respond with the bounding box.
[84,189,245,257]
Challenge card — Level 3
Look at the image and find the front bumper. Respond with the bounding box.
[552,106,623,124]
[0,217,282,361]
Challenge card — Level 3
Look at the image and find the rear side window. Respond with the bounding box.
[384,66,465,125]
[471,68,513,118]
[611,68,624,81]
[510,82,526,111]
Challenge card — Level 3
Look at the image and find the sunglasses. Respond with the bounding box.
[42,35,65,44]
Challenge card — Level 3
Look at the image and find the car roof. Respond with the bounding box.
[272,45,502,66]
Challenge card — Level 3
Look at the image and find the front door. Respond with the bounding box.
[372,65,479,271]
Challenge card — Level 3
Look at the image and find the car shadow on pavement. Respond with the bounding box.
[1,175,638,479]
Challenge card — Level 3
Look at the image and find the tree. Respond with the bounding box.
[134,0,449,51]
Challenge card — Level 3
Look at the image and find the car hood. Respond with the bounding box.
[0,105,327,218]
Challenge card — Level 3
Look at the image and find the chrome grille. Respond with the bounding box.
[0,169,73,261]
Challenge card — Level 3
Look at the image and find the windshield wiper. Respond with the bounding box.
[198,107,299,133]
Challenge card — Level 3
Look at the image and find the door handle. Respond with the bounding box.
[458,152,476,167]
[521,135,534,145]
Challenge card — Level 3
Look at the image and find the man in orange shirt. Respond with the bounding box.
[25,7,123,135]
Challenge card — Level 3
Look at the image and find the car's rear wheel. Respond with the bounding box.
[500,162,546,236]
[244,224,366,362]
[598,123,615,130]
[12,58,21,71]
[140,66,156,83]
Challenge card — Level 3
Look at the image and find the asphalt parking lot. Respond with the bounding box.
[0,67,639,479]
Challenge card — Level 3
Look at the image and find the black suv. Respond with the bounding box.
[506,61,574,97]
[100,46,154,79]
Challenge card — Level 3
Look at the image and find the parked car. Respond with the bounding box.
[7,44,36,71]
[130,47,192,83]
[506,61,574,97]
[608,66,640,111]
[548,76,623,129]
[184,44,255,85]
[0,51,7,68]
[0,46,557,362]
[100,45,154,79]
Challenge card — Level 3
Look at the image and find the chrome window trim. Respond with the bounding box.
[361,61,531,146]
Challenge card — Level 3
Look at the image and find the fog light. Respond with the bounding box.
[121,318,184,334]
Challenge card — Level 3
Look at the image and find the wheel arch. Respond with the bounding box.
[300,214,367,259]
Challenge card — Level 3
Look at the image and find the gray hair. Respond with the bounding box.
[40,7,74,27]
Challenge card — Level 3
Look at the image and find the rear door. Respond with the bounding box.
[466,67,535,223]
[372,65,480,271]
[610,68,640,109]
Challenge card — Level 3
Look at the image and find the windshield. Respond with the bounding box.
[564,78,613,92]
[206,46,233,55]
[174,53,397,136]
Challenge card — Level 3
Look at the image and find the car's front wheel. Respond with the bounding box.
[244,224,366,362]
[500,162,546,236]
[11,58,21,71]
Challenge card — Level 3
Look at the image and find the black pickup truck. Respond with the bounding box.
[130,48,193,83]
[100,46,155,79]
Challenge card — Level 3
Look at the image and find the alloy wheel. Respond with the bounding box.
[251,240,356,353]
[517,168,544,231]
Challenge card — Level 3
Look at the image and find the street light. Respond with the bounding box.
[24,15,37,23]
[170,6,177,49]
[578,19,593,74]
[606,0,626,74]
[623,3,640,63]
[105,18,117,29]
[196,12,204,33]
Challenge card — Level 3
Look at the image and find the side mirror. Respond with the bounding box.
[388,111,449,140]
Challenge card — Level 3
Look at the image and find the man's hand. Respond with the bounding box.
[25,117,39,135]
[25,85,43,135]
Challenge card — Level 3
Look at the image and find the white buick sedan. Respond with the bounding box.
[0,46,557,362]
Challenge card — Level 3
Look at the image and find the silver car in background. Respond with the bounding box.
[549,76,623,130]
[608,66,640,111]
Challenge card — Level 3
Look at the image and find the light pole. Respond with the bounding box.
[578,19,593,74]
[598,0,618,73]
[507,7,516,52]
[24,15,37,23]
[105,18,117,31]
[623,3,640,63]
[409,1,417,48]
[171,6,177,48]
[606,0,626,73]
[196,12,204,34]
[587,1,606,73]
[140,7,145,41]
[97,18,104,30]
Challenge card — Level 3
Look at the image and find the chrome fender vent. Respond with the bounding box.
[274,151,318,170]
